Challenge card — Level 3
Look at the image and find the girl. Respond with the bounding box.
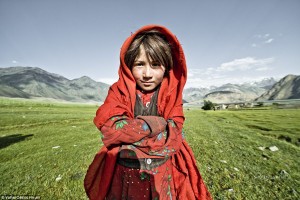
[84,25,212,200]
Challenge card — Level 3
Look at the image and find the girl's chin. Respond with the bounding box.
[137,84,159,92]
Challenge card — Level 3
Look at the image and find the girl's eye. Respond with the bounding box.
[152,63,161,68]
[134,62,144,67]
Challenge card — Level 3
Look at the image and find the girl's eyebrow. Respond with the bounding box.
[134,60,145,63]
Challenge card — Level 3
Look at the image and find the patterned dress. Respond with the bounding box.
[102,89,179,200]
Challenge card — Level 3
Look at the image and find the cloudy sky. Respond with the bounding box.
[1,0,299,88]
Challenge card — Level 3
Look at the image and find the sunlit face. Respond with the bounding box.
[131,46,166,92]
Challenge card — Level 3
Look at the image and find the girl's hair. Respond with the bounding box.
[125,30,173,72]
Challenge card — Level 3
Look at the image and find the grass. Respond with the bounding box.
[0,98,299,199]
[0,98,100,199]
[184,108,300,199]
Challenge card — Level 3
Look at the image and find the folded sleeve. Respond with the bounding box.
[100,115,151,147]
[136,115,167,137]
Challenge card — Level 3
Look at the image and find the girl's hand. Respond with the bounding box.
[136,115,167,137]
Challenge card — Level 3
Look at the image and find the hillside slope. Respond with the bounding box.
[183,82,272,103]
[255,74,300,101]
[0,67,110,102]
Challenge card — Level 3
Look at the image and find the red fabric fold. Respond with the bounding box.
[84,146,118,200]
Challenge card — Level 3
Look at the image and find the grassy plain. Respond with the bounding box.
[0,98,299,199]
[184,107,299,199]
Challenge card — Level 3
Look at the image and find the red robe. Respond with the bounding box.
[84,24,212,200]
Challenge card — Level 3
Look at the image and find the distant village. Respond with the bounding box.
[184,99,300,110]
[213,102,255,110]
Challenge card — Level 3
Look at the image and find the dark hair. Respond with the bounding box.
[125,30,173,72]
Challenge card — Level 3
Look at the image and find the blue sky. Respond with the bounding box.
[1,0,299,88]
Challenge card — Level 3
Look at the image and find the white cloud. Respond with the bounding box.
[254,33,270,39]
[186,75,239,88]
[264,38,274,44]
[97,77,118,85]
[12,60,18,64]
[185,74,275,88]
[185,57,275,88]
[253,33,274,46]
[217,57,274,72]
[256,66,271,71]
[187,72,194,77]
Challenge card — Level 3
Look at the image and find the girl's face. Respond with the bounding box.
[131,46,166,92]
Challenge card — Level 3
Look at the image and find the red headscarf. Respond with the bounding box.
[84,25,212,200]
[93,24,186,129]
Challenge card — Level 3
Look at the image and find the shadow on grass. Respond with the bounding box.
[0,134,34,149]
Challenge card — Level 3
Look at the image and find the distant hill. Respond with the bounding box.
[2,67,298,104]
[183,87,210,102]
[255,74,300,101]
[183,78,276,103]
[251,77,278,90]
[0,67,110,103]
[205,83,267,103]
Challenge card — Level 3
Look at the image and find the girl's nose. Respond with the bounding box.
[143,66,153,77]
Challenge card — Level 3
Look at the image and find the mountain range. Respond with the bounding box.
[0,67,299,104]
[0,67,110,103]
[184,75,300,104]
[183,79,277,103]
[255,74,300,101]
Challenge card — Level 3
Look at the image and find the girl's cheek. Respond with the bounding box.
[132,68,142,79]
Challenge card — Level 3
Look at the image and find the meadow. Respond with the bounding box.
[0,98,299,199]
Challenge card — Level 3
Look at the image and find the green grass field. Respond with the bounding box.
[0,98,299,199]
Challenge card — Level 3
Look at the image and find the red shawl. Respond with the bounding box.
[84,25,212,200]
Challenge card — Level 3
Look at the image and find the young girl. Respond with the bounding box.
[84,25,212,200]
